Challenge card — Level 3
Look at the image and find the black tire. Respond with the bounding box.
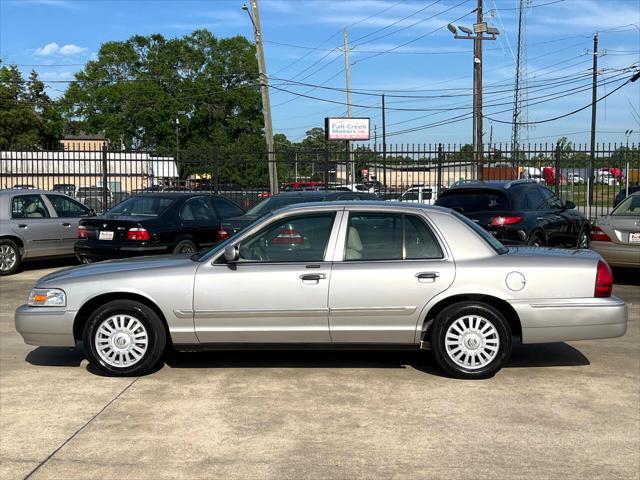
[527,233,545,247]
[576,225,590,249]
[172,238,197,254]
[431,302,512,379]
[82,300,166,376]
[0,239,21,276]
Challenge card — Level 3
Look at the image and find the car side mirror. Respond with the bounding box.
[88,208,96,217]
[223,245,239,263]
[564,200,575,210]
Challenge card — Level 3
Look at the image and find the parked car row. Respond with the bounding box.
[2,180,639,276]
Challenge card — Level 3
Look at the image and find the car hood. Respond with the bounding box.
[38,254,197,285]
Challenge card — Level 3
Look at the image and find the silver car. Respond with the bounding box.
[15,202,627,379]
[0,189,94,275]
[590,191,640,268]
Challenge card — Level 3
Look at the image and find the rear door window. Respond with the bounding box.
[181,197,217,223]
[11,195,51,219]
[523,187,547,210]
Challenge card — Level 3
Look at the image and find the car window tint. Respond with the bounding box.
[436,190,509,213]
[46,195,90,218]
[540,187,563,209]
[11,195,50,219]
[524,187,546,210]
[612,195,640,216]
[346,213,403,261]
[109,196,173,216]
[404,215,444,259]
[182,197,216,222]
[210,197,244,219]
[402,192,419,201]
[238,214,335,263]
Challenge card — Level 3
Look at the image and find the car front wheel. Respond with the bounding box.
[431,302,512,379]
[82,300,166,376]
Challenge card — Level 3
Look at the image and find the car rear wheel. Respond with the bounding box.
[577,226,590,249]
[528,233,544,247]
[431,302,512,379]
[172,239,197,254]
[0,239,21,276]
[82,300,166,376]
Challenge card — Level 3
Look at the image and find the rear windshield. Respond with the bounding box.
[612,195,640,216]
[78,187,107,194]
[246,196,322,216]
[451,210,508,254]
[108,196,175,216]
[437,189,509,213]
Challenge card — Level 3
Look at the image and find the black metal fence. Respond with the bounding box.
[1,142,638,219]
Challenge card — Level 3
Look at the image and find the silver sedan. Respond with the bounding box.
[590,191,640,268]
[15,202,627,379]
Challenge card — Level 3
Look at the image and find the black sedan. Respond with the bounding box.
[435,180,590,248]
[220,190,378,237]
[75,193,245,262]
[613,183,640,207]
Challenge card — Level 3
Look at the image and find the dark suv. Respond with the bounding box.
[435,180,590,248]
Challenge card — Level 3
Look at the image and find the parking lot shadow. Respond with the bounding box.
[507,342,590,368]
[21,257,79,273]
[26,346,84,367]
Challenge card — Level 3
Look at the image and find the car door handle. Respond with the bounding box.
[300,273,326,283]
[536,217,545,221]
[61,223,72,227]
[416,272,439,283]
[17,224,28,229]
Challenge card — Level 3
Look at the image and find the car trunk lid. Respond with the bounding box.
[80,216,146,241]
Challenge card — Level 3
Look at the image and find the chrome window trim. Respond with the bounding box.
[334,210,450,263]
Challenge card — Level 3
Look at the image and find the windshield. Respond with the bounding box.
[437,190,509,213]
[246,196,322,216]
[451,210,508,255]
[107,196,174,216]
[612,195,640,216]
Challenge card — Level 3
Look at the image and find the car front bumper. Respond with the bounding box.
[510,296,628,343]
[590,241,640,268]
[15,305,77,347]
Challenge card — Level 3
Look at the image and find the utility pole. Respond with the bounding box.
[474,0,484,179]
[512,0,526,150]
[244,1,278,194]
[382,94,387,188]
[447,1,499,181]
[588,32,598,206]
[343,29,355,186]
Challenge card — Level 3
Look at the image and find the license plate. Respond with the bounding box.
[630,232,640,243]
[99,231,114,241]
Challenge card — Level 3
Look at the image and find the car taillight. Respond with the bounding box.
[594,260,613,298]
[77,225,88,239]
[217,228,229,241]
[272,228,304,244]
[590,225,611,242]
[490,216,522,226]
[258,192,272,198]
[126,228,150,241]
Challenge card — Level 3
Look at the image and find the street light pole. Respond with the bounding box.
[447,3,498,180]
[243,0,278,194]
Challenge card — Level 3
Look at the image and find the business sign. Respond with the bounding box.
[325,117,370,141]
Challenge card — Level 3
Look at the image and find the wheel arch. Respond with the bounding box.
[73,292,172,345]
[0,235,24,250]
[421,293,522,342]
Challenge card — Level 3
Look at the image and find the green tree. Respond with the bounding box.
[60,30,263,159]
[0,65,62,149]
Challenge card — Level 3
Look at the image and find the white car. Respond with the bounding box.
[399,186,437,205]
[595,171,618,186]
[568,174,585,184]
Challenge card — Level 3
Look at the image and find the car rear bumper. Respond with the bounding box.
[590,241,640,268]
[75,242,169,261]
[510,296,628,343]
[15,305,76,347]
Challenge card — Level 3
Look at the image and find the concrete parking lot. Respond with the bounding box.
[1,259,638,480]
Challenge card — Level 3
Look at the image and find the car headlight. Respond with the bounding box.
[28,288,66,307]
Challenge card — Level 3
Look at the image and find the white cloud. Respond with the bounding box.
[34,42,88,56]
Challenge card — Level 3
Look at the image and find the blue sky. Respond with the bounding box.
[1,0,639,146]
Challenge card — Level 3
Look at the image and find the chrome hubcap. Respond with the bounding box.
[95,314,148,368]
[0,245,17,271]
[445,315,500,370]
[579,232,589,249]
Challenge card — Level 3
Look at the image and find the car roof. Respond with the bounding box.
[445,179,536,191]
[0,189,54,196]
[271,190,358,198]
[277,200,452,214]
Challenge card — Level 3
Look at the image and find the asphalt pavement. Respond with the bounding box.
[1,259,638,480]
